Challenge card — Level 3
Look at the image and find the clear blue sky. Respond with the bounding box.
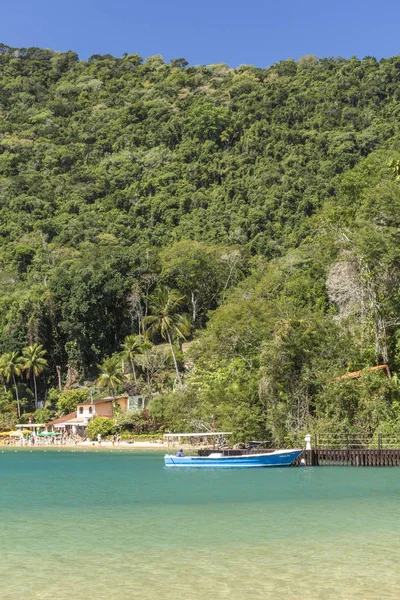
[2,0,400,67]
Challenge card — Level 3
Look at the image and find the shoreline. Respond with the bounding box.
[0,445,166,452]
[0,440,196,451]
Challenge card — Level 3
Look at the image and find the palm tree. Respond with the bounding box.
[120,335,148,384]
[0,354,7,393]
[2,351,25,417]
[97,355,124,399]
[143,287,191,385]
[22,344,48,410]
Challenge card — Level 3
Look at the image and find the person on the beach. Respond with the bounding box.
[98,433,102,446]
[112,434,116,447]
[176,448,184,457]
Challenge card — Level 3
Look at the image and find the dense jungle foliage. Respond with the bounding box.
[2,43,400,442]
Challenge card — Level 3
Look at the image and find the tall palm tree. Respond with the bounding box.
[2,351,25,417]
[120,335,148,384]
[22,344,48,410]
[0,354,7,393]
[97,355,124,399]
[143,287,191,385]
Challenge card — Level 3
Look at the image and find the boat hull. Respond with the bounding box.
[164,449,302,468]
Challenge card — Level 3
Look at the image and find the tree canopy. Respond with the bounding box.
[2,45,400,439]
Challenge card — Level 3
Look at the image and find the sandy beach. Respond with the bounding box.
[79,440,168,449]
[0,439,196,450]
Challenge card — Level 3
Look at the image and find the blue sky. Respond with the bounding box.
[2,0,400,67]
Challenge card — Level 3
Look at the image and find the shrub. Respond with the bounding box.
[114,409,162,434]
[86,417,115,439]
[120,432,163,441]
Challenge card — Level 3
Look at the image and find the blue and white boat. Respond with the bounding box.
[164,449,302,468]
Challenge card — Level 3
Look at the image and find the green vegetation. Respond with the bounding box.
[86,409,161,439]
[2,44,400,440]
[143,287,191,385]
[86,416,114,439]
[22,344,47,410]
[56,388,88,415]
[97,355,124,398]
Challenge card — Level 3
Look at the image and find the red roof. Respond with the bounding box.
[333,364,390,381]
[46,411,77,427]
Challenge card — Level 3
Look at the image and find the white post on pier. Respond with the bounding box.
[300,434,312,466]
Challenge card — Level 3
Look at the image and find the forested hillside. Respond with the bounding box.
[2,43,400,441]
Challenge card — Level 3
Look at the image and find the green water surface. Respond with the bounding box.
[1,449,399,599]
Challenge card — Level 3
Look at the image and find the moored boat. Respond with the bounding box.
[163,431,303,468]
[164,448,303,468]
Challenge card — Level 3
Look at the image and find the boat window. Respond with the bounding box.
[79,406,83,414]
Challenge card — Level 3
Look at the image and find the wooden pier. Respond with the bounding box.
[293,434,400,466]
[188,434,400,466]
[294,448,400,466]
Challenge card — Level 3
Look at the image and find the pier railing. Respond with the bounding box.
[313,433,400,450]
[293,433,400,466]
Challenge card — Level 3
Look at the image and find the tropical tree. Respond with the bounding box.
[22,344,48,410]
[136,346,169,388]
[1,351,25,417]
[0,355,7,393]
[143,287,191,385]
[56,389,88,415]
[160,241,247,325]
[120,335,151,384]
[97,355,124,398]
[160,241,221,326]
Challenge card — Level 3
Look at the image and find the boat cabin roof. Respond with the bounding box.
[163,432,232,438]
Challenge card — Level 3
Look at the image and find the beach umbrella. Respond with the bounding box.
[0,430,31,437]
[38,431,61,437]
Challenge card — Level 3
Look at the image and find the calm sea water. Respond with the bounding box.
[1,449,400,599]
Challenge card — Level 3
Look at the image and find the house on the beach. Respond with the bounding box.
[46,394,147,435]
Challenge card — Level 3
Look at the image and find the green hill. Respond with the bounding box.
[2,44,400,440]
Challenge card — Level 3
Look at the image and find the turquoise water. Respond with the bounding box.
[1,450,400,599]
